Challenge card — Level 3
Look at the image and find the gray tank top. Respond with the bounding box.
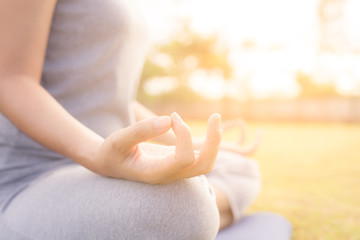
[0,0,148,208]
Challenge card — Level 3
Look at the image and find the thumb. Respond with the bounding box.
[116,116,171,149]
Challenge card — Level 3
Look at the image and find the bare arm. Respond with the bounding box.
[0,1,222,184]
[0,0,103,173]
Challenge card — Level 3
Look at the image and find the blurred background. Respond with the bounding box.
[135,0,360,239]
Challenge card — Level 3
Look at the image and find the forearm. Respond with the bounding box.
[0,76,103,172]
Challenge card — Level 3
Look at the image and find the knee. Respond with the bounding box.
[246,158,261,181]
[139,176,220,239]
[89,175,220,240]
[206,152,262,221]
[229,154,262,194]
[229,158,262,217]
[244,159,262,194]
[1,167,219,240]
[210,152,262,198]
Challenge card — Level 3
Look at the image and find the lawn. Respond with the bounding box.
[188,121,360,240]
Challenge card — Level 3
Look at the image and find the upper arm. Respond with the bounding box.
[0,0,57,81]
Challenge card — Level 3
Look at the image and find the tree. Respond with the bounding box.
[137,21,234,103]
[296,71,339,98]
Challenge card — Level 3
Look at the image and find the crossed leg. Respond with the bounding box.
[0,164,219,240]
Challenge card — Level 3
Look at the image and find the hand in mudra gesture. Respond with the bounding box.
[94,112,222,184]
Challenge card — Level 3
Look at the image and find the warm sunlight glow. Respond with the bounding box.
[136,0,360,99]
[344,0,360,47]
[189,70,225,100]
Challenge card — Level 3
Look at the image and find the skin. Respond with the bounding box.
[133,102,234,229]
[0,0,250,231]
[0,0,221,184]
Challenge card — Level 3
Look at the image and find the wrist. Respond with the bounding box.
[72,132,105,175]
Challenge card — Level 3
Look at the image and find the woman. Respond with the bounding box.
[0,1,287,239]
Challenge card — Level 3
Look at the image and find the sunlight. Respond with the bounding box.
[344,0,360,47]
[135,0,360,99]
[144,77,178,95]
[189,69,224,100]
[250,72,300,99]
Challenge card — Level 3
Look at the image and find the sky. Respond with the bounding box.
[135,0,360,99]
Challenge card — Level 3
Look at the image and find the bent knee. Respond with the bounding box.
[83,175,220,240]
[3,167,219,240]
[119,176,220,239]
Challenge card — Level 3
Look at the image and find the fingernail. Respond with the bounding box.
[171,112,184,124]
[213,113,221,126]
[154,116,171,130]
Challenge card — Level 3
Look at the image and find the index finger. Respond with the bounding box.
[163,113,222,182]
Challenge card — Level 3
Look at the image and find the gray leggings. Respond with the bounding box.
[0,151,274,240]
[1,165,220,240]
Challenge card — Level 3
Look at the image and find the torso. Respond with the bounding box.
[0,0,148,208]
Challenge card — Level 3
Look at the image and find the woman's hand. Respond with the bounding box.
[194,118,262,156]
[94,113,222,184]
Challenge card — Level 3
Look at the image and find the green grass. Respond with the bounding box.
[188,121,360,240]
